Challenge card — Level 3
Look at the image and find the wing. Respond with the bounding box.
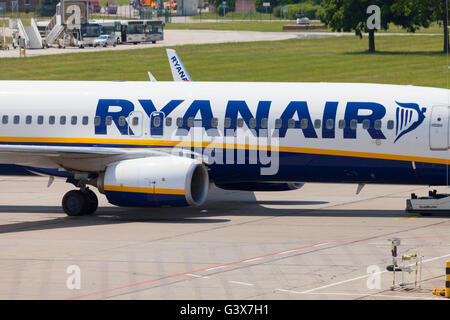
[0,144,203,173]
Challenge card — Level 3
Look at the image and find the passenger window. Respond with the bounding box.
[338,119,345,129]
[374,120,382,130]
[154,116,162,127]
[224,117,231,128]
[211,117,218,128]
[350,119,357,130]
[13,115,20,124]
[387,120,394,130]
[300,119,309,129]
[60,116,66,125]
[71,116,77,125]
[237,118,244,128]
[2,115,8,124]
[326,119,334,130]
[362,119,370,130]
[249,118,256,129]
[301,118,308,129]
[132,117,139,126]
[275,118,282,129]
[176,117,183,127]
[49,116,55,125]
[261,118,268,129]
[105,116,112,126]
[314,119,321,129]
[118,116,126,127]
[26,115,32,124]
[94,116,101,126]
[82,116,89,125]
[37,116,44,125]
[288,118,295,128]
[187,117,194,128]
[165,117,172,127]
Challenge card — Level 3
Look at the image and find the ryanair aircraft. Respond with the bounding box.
[0,67,448,216]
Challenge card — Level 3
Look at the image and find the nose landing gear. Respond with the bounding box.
[62,188,98,216]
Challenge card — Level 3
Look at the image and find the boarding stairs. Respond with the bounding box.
[24,19,43,48]
[45,13,65,46]
[13,18,43,49]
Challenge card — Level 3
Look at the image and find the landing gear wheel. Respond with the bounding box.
[62,190,87,216]
[84,189,98,215]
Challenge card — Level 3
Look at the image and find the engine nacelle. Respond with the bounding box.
[215,182,304,192]
[99,157,209,207]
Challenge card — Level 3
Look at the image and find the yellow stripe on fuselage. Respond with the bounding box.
[104,185,185,195]
[0,136,448,165]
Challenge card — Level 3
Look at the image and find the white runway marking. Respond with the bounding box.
[275,290,446,300]
[243,257,263,263]
[229,281,254,286]
[300,253,450,294]
[186,274,209,279]
[274,288,300,294]
[204,265,227,272]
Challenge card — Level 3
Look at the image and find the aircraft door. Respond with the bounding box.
[150,111,164,136]
[429,106,449,150]
[127,111,143,137]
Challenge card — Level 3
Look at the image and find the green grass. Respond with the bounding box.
[192,11,282,21]
[0,35,446,88]
[165,21,303,32]
[166,21,445,34]
[98,0,130,6]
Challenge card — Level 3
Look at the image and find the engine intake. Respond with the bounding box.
[99,157,209,207]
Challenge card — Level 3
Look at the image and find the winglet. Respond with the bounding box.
[148,71,157,82]
[166,48,192,81]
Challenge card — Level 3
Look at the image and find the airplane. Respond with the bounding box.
[0,73,448,216]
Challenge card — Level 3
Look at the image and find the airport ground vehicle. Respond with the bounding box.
[118,19,164,44]
[93,34,117,47]
[79,23,101,47]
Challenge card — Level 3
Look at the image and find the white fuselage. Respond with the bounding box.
[0,81,448,186]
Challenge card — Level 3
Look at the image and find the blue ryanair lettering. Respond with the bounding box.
[171,56,189,81]
[95,99,134,135]
[176,100,218,136]
[344,102,386,139]
[276,101,317,138]
[93,98,414,141]
[225,100,271,136]
[322,101,339,139]
[138,99,183,117]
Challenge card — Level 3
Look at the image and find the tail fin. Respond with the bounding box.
[166,48,192,81]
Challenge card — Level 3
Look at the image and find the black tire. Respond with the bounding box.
[83,189,98,215]
[62,190,87,216]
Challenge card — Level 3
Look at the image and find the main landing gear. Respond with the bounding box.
[62,188,98,216]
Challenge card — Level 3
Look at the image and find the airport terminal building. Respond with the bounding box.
[0,0,40,12]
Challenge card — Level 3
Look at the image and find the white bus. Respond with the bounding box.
[79,23,101,47]
[118,20,164,44]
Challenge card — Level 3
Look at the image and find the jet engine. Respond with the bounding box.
[97,157,209,207]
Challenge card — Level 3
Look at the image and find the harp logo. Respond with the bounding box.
[394,101,426,143]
